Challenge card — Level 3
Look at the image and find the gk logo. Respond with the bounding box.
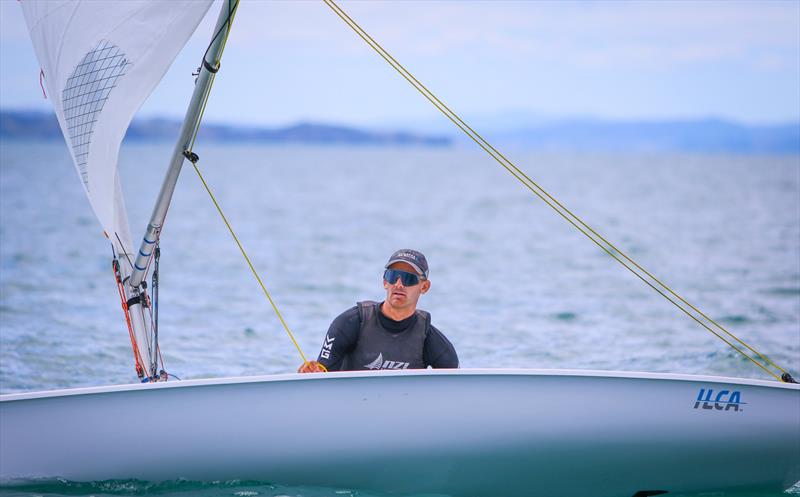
[320,334,335,359]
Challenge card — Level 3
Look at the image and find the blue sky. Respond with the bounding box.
[1,0,798,128]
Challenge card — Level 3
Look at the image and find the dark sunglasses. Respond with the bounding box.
[383,269,423,286]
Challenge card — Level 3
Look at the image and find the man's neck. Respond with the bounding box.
[380,301,415,321]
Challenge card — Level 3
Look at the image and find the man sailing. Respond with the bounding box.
[299,249,458,372]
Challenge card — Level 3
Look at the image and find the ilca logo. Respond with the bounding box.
[364,353,410,370]
[694,387,745,412]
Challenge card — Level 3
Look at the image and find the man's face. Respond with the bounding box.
[383,261,430,312]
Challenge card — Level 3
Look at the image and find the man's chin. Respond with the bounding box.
[389,295,408,306]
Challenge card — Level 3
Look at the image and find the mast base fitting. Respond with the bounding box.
[141,371,169,383]
[781,373,798,384]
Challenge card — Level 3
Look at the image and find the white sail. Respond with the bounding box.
[20,0,213,255]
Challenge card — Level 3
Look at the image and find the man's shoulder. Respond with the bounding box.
[333,305,360,325]
[355,300,379,316]
[325,305,362,346]
[423,323,458,368]
[426,323,451,343]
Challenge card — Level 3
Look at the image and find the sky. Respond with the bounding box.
[1,0,799,129]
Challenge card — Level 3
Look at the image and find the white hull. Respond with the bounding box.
[2,369,799,497]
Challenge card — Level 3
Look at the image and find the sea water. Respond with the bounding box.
[1,141,798,496]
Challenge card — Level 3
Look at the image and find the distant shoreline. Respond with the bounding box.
[1,109,798,154]
[0,110,452,148]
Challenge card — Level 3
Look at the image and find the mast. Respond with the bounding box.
[21,0,221,381]
[116,0,236,379]
[129,0,237,290]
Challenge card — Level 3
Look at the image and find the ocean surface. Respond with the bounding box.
[1,141,798,497]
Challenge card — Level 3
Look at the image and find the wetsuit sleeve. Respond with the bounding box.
[316,306,360,372]
[423,324,459,368]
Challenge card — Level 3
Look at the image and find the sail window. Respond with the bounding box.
[62,40,130,190]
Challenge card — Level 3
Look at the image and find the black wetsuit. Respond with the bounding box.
[316,302,459,371]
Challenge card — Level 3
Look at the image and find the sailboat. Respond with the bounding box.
[1,1,798,496]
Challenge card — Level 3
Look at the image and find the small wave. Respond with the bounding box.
[763,287,800,297]
[553,311,578,321]
[0,478,275,496]
[718,315,751,325]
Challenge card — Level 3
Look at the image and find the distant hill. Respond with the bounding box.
[483,118,800,154]
[393,111,799,154]
[2,109,798,154]
[0,110,451,147]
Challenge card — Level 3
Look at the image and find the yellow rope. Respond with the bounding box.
[184,0,308,364]
[322,0,789,381]
[190,159,308,364]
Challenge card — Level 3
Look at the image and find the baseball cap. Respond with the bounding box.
[385,249,429,278]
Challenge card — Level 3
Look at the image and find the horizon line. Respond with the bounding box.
[2,107,798,130]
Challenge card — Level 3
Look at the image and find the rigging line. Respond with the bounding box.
[179,1,309,363]
[201,0,239,74]
[188,0,239,153]
[189,158,308,363]
[324,1,788,377]
[113,261,146,377]
[183,0,304,361]
[111,241,155,377]
[468,148,789,373]
[151,243,161,377]
[322,0,788,380]
[181,3,308,360]
[323,0,782,367]
[188,58,218,153]
[113,232,135,272]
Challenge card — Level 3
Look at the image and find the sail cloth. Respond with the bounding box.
[21,0,213,256]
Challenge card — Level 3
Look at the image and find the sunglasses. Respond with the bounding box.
[383,269,424,286]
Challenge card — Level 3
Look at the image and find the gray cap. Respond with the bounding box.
[385,249,428,278]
